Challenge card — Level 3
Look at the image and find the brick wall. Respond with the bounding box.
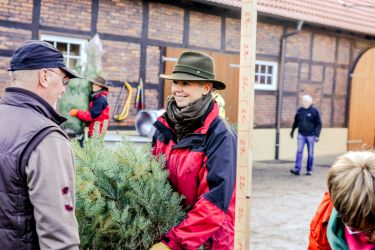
[148,2,184,43]
[312,33,336,63]
[321,98,332,127]
[101,40,140,82]
[189,11,221,49]
[282,96,297,126]
[310,64,324,82]
[333,98,346,127]
[283,61,298,91]
[322,66,334,95]
[0,27,31,50]
[256,22,283,56]
[40,0,92,31]
[335,68,348,96]
[98,0,142,37]
[337,38,351,65]
[0,0,33,23]
[145,89,159,110]
[254,94,277,127]
[0,0,34,97]
[146,46,161,84]
[225,17,240,51]
[285,29,311,59]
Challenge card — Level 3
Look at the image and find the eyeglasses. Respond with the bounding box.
[46,69,69,86]
[345,225,375,236]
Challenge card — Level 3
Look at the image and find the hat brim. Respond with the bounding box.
[160,72,226,90]
[90,81,109,90]
[61,67,81,79]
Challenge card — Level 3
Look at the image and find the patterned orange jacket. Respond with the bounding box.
[308,192,334,250]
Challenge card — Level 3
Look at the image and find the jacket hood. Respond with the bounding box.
[327,209,349,250]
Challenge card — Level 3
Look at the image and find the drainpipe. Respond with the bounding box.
[275,20,304,160]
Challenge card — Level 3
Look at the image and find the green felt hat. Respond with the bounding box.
[160,51,226,90]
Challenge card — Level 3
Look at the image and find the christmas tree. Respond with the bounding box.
[59,34,105,136]
[73,124,185,249]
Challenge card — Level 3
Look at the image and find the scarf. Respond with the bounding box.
[164,94,213,141]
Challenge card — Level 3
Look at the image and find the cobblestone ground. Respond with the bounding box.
[250,156,339,250]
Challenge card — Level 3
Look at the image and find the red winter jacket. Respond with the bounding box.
[76,91,110,137]
[152,102,237,250]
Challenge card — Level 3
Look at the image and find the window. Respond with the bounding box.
[41,35,87,68]
[254,60,278,91]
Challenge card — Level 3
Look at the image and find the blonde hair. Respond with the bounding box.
[327,151,375,230]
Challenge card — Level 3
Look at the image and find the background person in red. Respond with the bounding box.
[150,51,237,250]
[70,76,110,137]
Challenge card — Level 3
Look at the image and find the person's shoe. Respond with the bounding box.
[290,169,300,175]
[306,171,312,176]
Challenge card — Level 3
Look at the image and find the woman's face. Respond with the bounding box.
[171,80,212,108]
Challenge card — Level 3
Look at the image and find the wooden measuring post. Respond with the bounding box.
[234,0,257,249]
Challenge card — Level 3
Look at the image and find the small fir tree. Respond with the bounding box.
[73,124,185,249]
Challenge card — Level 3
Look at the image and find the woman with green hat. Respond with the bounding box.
[151,51,237,250]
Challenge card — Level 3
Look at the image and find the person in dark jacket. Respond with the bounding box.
[69,76,110,137]
[1,40,80,249]
[150,51,237,250]
[290,95,322,175]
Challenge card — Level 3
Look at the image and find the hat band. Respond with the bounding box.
[8,60,66,71]
[173,64,215,80]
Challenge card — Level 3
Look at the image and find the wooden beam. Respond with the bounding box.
[235,0,257,249]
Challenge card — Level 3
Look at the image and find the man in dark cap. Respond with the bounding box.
[0,40,80,249]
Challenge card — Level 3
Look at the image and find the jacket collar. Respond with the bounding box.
[92,90,108,99]
[1,87,67,125]
[302,105,314,111]
[154,101,220,147]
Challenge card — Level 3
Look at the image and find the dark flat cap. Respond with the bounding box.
[7,40,81,79]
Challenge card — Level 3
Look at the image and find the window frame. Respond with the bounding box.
[40,34,87,68]
[254,60,278,91]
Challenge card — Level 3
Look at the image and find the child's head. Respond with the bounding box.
[90,76,108,92]
[328,151,375,233]
[92,83,103,92]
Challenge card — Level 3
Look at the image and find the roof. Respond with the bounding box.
[203,0,241,8]
[200,0,375,35]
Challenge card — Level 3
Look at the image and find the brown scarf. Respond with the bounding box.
[164,94,213,141]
